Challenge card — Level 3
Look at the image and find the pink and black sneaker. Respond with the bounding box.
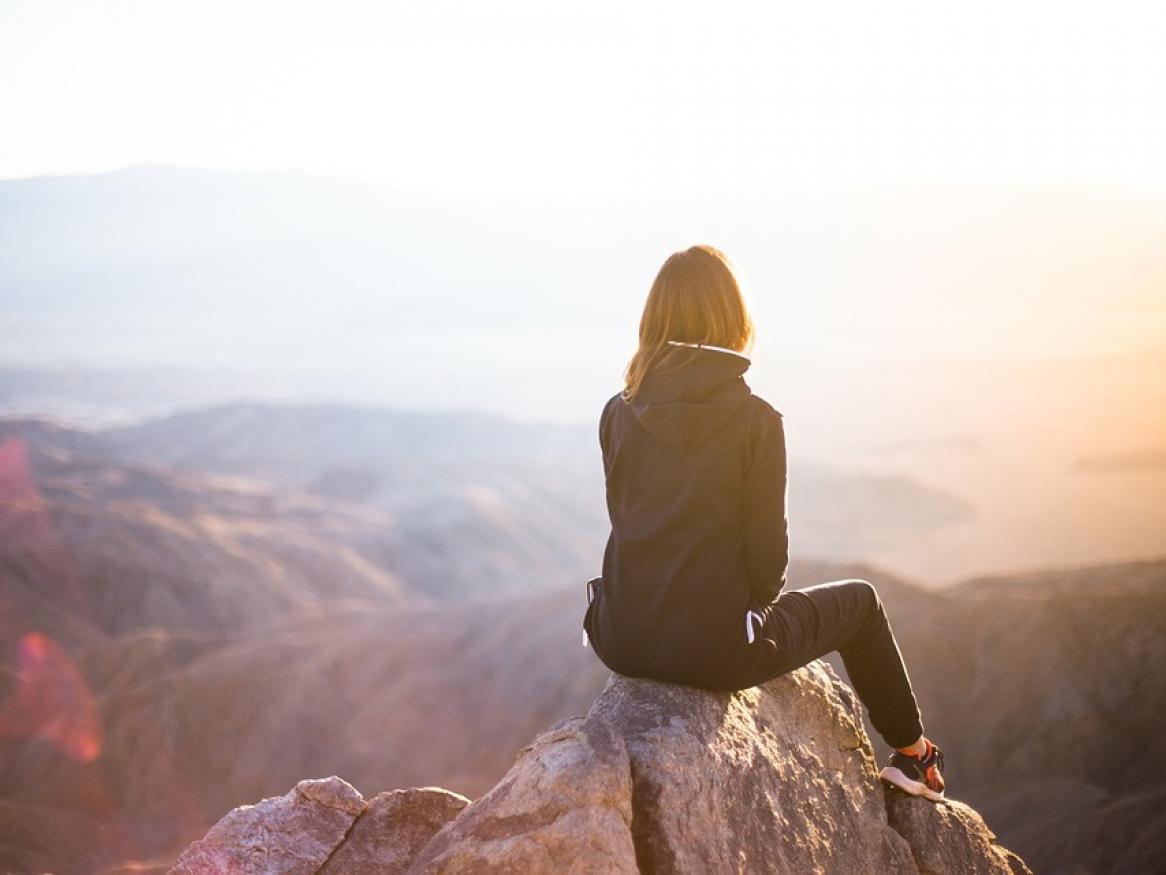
[879,738,946,802]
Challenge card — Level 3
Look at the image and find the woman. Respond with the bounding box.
[581,244,946,801]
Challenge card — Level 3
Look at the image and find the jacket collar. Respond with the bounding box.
[664,339,751,361]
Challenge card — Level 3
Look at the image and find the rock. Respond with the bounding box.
[318,787,471,874]
[167,778,469,875]
[410,661,918,874]
[169,661,1032,875]
[406,714,638,874]
[885,790,1034,875]
[591,663,916,873]
[167,776,365,874]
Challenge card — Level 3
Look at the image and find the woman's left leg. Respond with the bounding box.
[750,578,924,749]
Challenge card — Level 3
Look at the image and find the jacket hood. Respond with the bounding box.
[630,342,753,452]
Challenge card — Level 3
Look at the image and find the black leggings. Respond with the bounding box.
[733,578,924,749]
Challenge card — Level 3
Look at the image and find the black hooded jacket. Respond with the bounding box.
[583,341,790,689]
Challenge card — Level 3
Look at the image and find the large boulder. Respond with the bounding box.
[169,661,1031,874]
[586,661,912,873]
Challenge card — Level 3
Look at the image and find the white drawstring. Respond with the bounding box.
[745,609,764,644]
[666,339,750,361]
[582,576,601,648]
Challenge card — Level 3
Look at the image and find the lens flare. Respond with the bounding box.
[0,630,103,762]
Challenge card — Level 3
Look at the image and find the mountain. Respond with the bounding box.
[0,421,414,645]
[908,559,1166,874]
[0,405,973,600]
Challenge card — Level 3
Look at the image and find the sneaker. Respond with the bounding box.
[879,739,946,801]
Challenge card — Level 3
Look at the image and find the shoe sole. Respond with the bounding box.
[879,766,946,802]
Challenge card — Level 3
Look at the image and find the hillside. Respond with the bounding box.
[809,557,1166,875]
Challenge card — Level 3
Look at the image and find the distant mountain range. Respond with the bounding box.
[0,402,975,601]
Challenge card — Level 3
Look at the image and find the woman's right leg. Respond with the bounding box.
[752,578,924,750]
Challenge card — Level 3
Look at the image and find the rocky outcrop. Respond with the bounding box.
[168,661,1030,874]
[168,780,471,875]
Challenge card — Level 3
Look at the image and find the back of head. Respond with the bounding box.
[622,244,756,402]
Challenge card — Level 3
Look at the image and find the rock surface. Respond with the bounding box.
[318,787,472,874]
[582,662,916,874]
[168,777,367,875]
[408,715,637,874]
[167,778,470,875]
[168,661,1030,874]
[884,790,1031,875]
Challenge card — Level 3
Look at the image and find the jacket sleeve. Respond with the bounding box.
[741,409,790,608]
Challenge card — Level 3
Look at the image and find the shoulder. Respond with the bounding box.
[742,395,786,466]
[599,392,625,447]
[745,394,784,423]
[600,391,625,424]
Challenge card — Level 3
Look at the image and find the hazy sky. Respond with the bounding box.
[2,0,1165,199]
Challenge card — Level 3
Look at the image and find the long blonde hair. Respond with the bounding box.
[621,244,755,402]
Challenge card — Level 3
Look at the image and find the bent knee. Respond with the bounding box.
[849,578,883,612]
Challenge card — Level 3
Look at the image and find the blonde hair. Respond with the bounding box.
[621,244,755,402]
